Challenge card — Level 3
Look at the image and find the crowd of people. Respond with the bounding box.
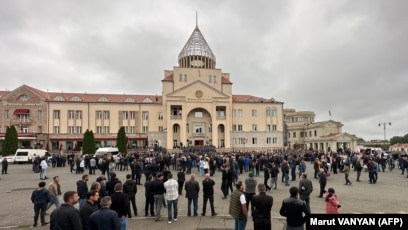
[27,148,408,230]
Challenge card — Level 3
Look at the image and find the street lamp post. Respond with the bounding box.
[378,122,391,141]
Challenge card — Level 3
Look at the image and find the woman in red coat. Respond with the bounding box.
[325,188,340,214]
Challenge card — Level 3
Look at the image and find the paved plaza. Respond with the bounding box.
[0,161,407,229]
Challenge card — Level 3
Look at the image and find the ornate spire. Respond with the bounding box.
[178,26,216,69]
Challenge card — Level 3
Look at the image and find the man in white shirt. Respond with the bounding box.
[163,173,178,224]
[40,158,49,180]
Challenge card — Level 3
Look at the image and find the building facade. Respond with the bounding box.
[284,109,358,152]
[0,26,285,153]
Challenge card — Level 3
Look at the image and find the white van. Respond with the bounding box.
[14,149,49,163]
[94,147,120,160]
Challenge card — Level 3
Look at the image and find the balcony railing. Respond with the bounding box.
[171,115,182,120]
[216,115,225,120]
[13,119,31,124]
[193,132,205,137]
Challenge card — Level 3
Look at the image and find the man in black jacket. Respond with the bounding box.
[123,174,137,217]
[50,191,82,230]
[151,173,165,221]
[106,172,122,195]
[184,173,200,216]
[252,184,273,230]
[144,175,155,217]
[76,174,89,210]
[201,173,217,216]
[279,186,310,230]
[79,190,99,230]
[110,183,130,230]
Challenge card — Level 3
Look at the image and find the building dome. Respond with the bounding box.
[178,26,216,69]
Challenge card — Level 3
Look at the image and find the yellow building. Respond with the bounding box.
[284,109,358,152]
[0,25,284,153]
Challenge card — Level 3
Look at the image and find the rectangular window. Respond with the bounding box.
[68,110,75,119]
[53,110,60,119]
[252,124,257,131]
[76,110,82,119]
[130,111,136,120]
[142,111,149,120]
[252,109,257,117]
[124,126,129,133]
[104,111,110,119]
[104,126,110,134]
[300,132,305,138]
[233,109,237,117]
[314,130,317,137]
[53,126,60,134]
[272,124,277,131]
[184,74,187,82]
[209,75,212,83]
[293,132,297,138]
[252,138,257,144]
[288,132,291,138]
[4,110,9,119]
[130,126,136,133]
[179,74,183,81]
[273,137,277,144]
[232,125,237,132]
[142,126,148,133]
[158,112,163,120]
[37,110,42,120]
[123,111,128,120]
[96,126,102,134]
[76,126,82,134]
[22,127,29,133]
[37,126,42,133]
[238,109,243,117]
[96,111,102,120]
[195,111,203,118]
[68,126,75,134]
[158,126,164,132]
[267,137,272,144]
[238,124,243,131]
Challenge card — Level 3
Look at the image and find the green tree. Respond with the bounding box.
[82,129,96,155]
[116,126,127,155]
[2,126,18,156]
[390,136,404,146]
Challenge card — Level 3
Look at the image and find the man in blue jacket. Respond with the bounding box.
[31,181,51,227]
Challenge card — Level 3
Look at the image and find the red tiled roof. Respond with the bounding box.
[221,76,232,84]
[162,74,174,81]
[232,95,281,103]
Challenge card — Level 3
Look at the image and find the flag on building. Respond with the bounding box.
[329,110,332,117]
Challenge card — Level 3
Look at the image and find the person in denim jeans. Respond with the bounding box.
[46,176,61,213]
[164,173,179,223]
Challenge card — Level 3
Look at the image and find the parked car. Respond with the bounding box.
[0,155,15,163]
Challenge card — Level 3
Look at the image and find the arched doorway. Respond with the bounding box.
[186,108,212,147]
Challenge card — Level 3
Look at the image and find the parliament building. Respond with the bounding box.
[0,25,357,153]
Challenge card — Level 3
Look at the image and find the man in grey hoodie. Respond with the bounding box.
[31,181,51,227]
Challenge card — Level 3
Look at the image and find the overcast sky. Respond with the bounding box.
[1,1,407,141]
